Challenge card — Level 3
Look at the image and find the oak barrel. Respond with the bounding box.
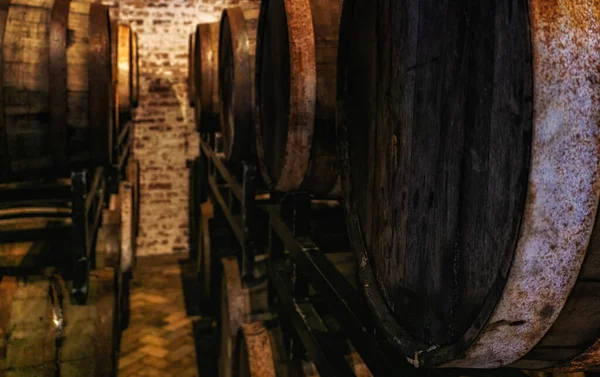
[188,32,195,107]
[194,21,220,133]
[220,256,269,377]
[337,0,600,369]
[0,270,118,376]
[0,0,111,182]
[218,3,260,161]
[116,23,132,126]
[131,32,139,108]
[255,0,342,195]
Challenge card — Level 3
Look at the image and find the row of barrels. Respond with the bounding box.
[189,0,600,372]
[0,0,141,375]
[0,0,139,183]
[0,177,138,377]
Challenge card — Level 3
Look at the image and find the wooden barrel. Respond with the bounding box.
[255,0,342,195]
[188,32,195,107]
[0,270,118,376]
[194,22,220,133]
[220,256,269,377]
[337,0,600,369]
[131,32,139,108]
[117,23,132,126]
[218,4,260,161]
[0,0,111,182]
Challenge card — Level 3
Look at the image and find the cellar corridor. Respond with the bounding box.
[117,255,218,377]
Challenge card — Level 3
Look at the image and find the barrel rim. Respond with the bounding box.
[195,21,220,133]
[255,0,317,192]
[218,6,254,161]
[117,23,132,119]
[88,2,112,168]
[337,0,600,368]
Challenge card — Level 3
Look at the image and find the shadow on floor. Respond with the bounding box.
[179,258,219,377]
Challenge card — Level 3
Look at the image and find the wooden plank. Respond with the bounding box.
[49,0,71,168]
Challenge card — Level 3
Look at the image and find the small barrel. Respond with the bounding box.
[0,271,118,376]
[117,23,132,126]
[194,22,220,133]
[337,0,600,369]
[131,32,139,108]
[255,0,342,195]
[188,32,195,107]
[218,4,260,161]
[0,0,111,182]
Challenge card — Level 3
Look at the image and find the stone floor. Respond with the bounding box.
[117,255,219,377]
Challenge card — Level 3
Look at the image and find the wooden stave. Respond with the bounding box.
[194,21,220,133]
[0,0,111,182]
[218,4,260,162]
[336,0,600,369]
[254,0,342,196]
[0,271,118,377]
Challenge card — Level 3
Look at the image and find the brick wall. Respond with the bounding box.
[103,0,249,256]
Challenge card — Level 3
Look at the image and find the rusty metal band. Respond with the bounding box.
[0,0,11,178]
[88,3,111,167]
[49,0,70,170]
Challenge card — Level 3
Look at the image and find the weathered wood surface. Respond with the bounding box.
[220,256,269,377]
[218,3,260,161]
[0,270,118,377]
[235,322,373,377]
[337,0,600,369]
[197,200,214,301]
[96,192,130,330]
[0,0,111,182]
[194,22,220,132]
[255,0,342,195]
[119,180,134,274]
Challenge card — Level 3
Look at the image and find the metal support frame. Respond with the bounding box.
[0,167,107,305]
[199,139,531,377]
[200,138,263,282]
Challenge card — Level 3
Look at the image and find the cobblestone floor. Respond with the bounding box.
[118,255,218,377]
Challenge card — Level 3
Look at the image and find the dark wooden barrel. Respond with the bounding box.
[131,32,139,108]
[0,270,118,376]
[194,22,220,133]
[337,0,600,369]
[218,4,260,161]
[255,0,342,195]
[0,0,111,182]
[117,23,132,126]
[188,32,195,107]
